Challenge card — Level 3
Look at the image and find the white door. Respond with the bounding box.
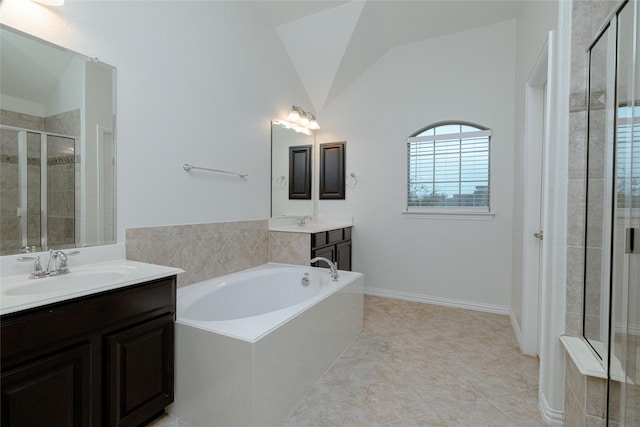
[521,37,551,356]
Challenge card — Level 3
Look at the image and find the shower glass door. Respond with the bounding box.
[0,125,77,255]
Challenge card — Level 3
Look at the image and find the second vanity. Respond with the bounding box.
[0,259,182,427]
[269,218,353,271]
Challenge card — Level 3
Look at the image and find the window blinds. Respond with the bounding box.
[407,130,491,210]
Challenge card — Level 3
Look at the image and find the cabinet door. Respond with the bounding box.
[105,314,174,427]
[312,246,335,268]
[1,343,91,427]
[336,241,352,271]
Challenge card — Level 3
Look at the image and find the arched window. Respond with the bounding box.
[406,121,491,212]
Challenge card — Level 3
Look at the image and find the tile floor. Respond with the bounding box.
[150,295,547,427]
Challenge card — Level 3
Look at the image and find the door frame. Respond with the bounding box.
[521,33,553,356]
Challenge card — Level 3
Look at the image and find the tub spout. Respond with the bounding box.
[310,257,339,282]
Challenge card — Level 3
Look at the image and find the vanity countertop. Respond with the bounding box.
[268,222,353,234]
[0,259,183,316]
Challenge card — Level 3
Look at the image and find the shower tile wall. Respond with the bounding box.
[45,110,80,249]
[125,220,269,287]
[564,1,617,425]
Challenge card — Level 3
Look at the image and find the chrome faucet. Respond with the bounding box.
[18,249,79,279]
[297,216,311,228]
[46,249,79,276]
[310,257,339,282]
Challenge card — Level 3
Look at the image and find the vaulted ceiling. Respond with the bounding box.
[256,0,524,111]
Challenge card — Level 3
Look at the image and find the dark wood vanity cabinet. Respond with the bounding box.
[1,276,177,427]
[311,227,352,271]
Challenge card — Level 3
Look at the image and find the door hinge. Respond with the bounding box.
[533,231,544,240]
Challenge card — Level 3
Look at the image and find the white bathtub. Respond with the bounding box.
[169,263,364,427]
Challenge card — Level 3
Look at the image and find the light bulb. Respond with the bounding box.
[287,106,300,122]
[308,114,320,129]
[298,113,309,127]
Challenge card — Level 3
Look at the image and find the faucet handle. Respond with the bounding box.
[17,255,47,279]
[56,250,79,273]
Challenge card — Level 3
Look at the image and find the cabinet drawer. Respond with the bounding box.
[327,229,344,244]
[344,227,352,241]
[312,232,327,248]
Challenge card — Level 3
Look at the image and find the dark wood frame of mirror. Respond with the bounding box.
[319,141,346,200]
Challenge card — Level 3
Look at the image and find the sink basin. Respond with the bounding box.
[4,269,132,296]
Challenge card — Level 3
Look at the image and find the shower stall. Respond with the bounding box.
[583,0,640,423]
[0,124,78,255]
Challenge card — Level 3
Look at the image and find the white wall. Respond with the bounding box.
[0,0,311,242]
[49,55,83,117]
[316,21,517,310]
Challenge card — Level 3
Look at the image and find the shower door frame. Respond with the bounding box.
[1,124,77,253]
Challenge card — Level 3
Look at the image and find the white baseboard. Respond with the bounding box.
[510,310,524,348]
[538,391,563,426]
[364,287,510,315]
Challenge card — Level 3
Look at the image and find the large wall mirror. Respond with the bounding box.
[0,25,116,255]
[271,121,314,217]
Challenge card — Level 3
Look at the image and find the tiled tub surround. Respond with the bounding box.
[170,265,364,427]
[126,219,351,287]
[268,231,310,265]
[125,220,269,287]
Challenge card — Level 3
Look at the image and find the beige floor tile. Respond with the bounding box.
[151,296,545,427]
[282,295,545,427]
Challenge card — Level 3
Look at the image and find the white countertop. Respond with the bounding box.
[0,259,183,316]
[268,222,353,233]
[268,216,353,234]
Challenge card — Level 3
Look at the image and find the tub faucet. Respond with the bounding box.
[310,257,339,282]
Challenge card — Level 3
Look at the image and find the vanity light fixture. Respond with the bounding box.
[285,105,320,131]
[287,106,302,122]
[308,114,320,130]
[31,0,65,6]
[274,119,312,136]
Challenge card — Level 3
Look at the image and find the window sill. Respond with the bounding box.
[402,210,495,221]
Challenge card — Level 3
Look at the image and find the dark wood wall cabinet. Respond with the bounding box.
[319,141,345,200]
[289,144,312,199]
[1,276,177,427]
[311,227,352,271]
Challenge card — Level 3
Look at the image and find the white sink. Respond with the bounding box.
[3,268,134,296]
[1,259,184,316]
